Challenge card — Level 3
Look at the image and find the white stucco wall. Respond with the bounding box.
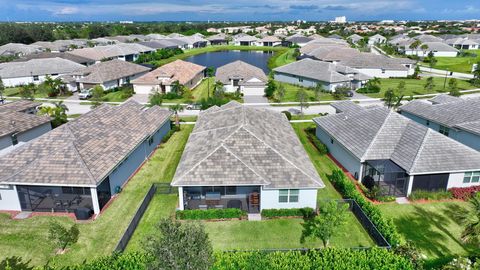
[405,50,458,57]
[2,74,65,87]
[354,68,408,78]
[0,185,21,211]
[447,172,480,189]
[260,188,318,210]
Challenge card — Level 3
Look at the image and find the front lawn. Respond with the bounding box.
[0,125,193,267]
[271,82,336,103]
[204,217,374,250]
[363,77,476,98]
[378,201,478,268]
[3,86,71,100]
[433,49,480,74]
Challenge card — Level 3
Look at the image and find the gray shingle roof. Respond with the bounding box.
[215,60,267,85]
[74,59,150,84]
[339,53,408,70]
[171,101,324,189]
[0,43,42,56]
[0,100,172,186]
[0,58,85,79]
[0,105,50,137]
[314,107,480,175]
[399,97,480,135]
[13,52,94,65]
[306,47,360,62]
[429,94,462,105]
[408,42,458,52]
[331,101,365,113]
[0,100,39,112]
[273,58,352,83]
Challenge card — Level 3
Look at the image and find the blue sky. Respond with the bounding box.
[1,0,479,22]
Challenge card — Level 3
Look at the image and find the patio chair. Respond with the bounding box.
[227,200,242,209]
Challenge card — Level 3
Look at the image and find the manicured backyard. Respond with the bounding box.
[433,49,480,74]
[364,77,476,98]
[271,82,336,103]
[269,48,297,69]
[0,125,193,267]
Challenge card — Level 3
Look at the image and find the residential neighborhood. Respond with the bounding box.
[0,5,480,270]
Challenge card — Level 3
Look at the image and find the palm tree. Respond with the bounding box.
[461,193,480,246]
[420,44,429,57]
[169,103,184,127]
[205,67,215,98]
[409,40,422,56]
[0,76,4,103]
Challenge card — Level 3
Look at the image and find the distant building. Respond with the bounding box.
[333,16,347,24]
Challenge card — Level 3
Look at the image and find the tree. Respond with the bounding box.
[0,76,4,103]
[39,101,69,128]
[0,257,33,270]
[43,75,64,97]
[145,218,213,270]
[313,83,324,101]
[420,43,429,57]
[264,79,276,98]
[169,103,184,127]
[171,81,185,96]
[412,65,421,78]
[300,200,348,247]
[90,85,104,108]
[205,67,215,98]
[48,221,80,252]
[429,55,437,70]
[149,88,163,107]
[424,77,436,90]
[448,78,460,97]
[19,83,35,100]
[296,89,309,114]
[274,83,286,102]
[384,88,396,109]
[409,40,422,55]
[461,192,480,246]
[397,80,406,97]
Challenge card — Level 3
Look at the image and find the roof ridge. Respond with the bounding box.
[361,110,393,161]
[191,123,241,135]
[242,125,324,187]
[222,144,270,185]
[64,125,98,185]
[408,127,432,174]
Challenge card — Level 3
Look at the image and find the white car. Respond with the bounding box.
[78,89,92,100]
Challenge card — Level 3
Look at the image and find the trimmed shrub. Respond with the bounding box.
[328,169,402,246]
[161,124,178,143]
[449,186,480,200]
[377,196,396,203]
[408,190,453,201]
[261,207,315,219]
[175,208,246,220]
[281,110,292,120]
[213,248,415,270]
[305,127,329,155]
[357,85,380,94]
[44,252,151,270]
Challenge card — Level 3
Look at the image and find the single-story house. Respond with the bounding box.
[146,33,167,40]
[0,100,51,153]
[446,38,479,50]
[178,35,208,48]
[233,34,258,46]
[257,36,282,47]
[339,53,413,78]
[0,100,172,215]
[348,34,363,44]
[304,47,361,63]
[368,34,387,45]
[284,34,314,47]
[404,42,458,57]
[207,34,229,46]
[138,40,179,50]
[171,101,324,212]
[68,43,154,63]
[72,59,150,90]
[314,102,480,197]
[215,60,268,95]
[0,58,85,87]
[399,96,480,151]
[132,59,205,94]
[14,52,95,66]
[0,43,42,57]
[273,58,368,91]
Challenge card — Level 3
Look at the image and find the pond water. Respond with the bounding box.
[184,50,273,73]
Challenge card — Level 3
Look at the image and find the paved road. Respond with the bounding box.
[419,66,473,79]
[243,95,269,104]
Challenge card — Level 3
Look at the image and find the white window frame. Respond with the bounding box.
[279,189,299,203]
[463,171,480,183]
[439,125,450,136]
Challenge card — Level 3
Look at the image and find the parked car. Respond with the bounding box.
[186,103,201,110]
[346,90,355,97]
[78,89,92,100]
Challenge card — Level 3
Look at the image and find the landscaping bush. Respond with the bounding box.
[328,169,402,246]
[376,196,397,203]
[408,190,453,201]
[45,252,151,270]
[281,110,292,120]
[449,185,480,200]
[162,92,183,100]
[161,124,178,143]
[261,207,315,219]
[213,248,415,270]
[357,85,381,94]
[175,208,246,220]
[305,127,329,155]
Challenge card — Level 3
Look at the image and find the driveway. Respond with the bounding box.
[243,95,269,104]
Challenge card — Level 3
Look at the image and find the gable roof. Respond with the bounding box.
[399,97,480,135]
[0,100,39,112]
[331,101,365,113]
[339,53,408,70]
[14,52,94,65]
[0,101,172,186]
[171,101,324,189]
[314,107,480,175]
[0,58,85,79]
[273,58,352,83]
[306,47,360,62]
[131,59,205,86]
[429,94,462,105]
[0,43,42,56]
[0,105,50,138]
[215,60,267,85]
[74,59,150,84]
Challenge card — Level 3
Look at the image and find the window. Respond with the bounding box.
[426,120,430,126]
[33,75,39,81]
[226,186,237,195]
[11,134,18,145]
[279,189,299,203]
[299,78,303,82]
[330,138,334,144]
[464,172,480,183]
[439,125,450,136]
[381,69,386,74]
[148,136,154,146]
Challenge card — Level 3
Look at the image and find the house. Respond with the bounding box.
[132,59,205,94]
[90,37,117,46]
[273,58,368,91]
[14,52,95,66]
[257,36,282,47]
[165,38,189,49]
[339,53,414,78]
[0,58,85,87]
[314,102,480,197]
[0,100,172,215]
[233,34,258,46]
[404,42,458,57]
[68,43,154,63]
[146,33,167,40]
[215,60,268,95]
[0,100,51,153]
[138,40,179,50]
[177,35,208,48]
[368,34,387,45]
[284,34,314,47]
[328,34,343,40]
[72,59,150,90]
[207,33,229,45]
[171,101,324,212]
[274,28,289,36]
[348,34,364,44]
[446,38,479,50]
[304,47,361,63]
[0,43,42,57]
[399,96,480,151]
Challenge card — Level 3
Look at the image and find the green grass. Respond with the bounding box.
[432,49,480,74]
[378,201,478,268]
[67,114,82,118]
[152,45,289,67]
[269,48,297,69]
[203,216,374,250]
[100,89,132,102]
[0,125,193,267]
[177,115,198,122]
[364,77,476,98]
[160,77,215,104]
[272,82,336,103]
[4,87,71,99]
[291,114,319,120]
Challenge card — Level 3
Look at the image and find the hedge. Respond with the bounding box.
[175,208,246,220]
[408,189,453,201]
[305,127,329,155]
[328,169,402,246]
[261,207,315,219]
[45,252,151,270]
[212,248,414,270]
[449,186,480,200]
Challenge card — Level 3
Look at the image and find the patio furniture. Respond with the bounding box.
[227,200,242,209]
[199,205,208,210]
[214,205,224,209]
[206,192,221,206]
[74,207,92,220]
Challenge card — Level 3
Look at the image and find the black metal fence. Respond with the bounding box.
[114,184,159,252]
